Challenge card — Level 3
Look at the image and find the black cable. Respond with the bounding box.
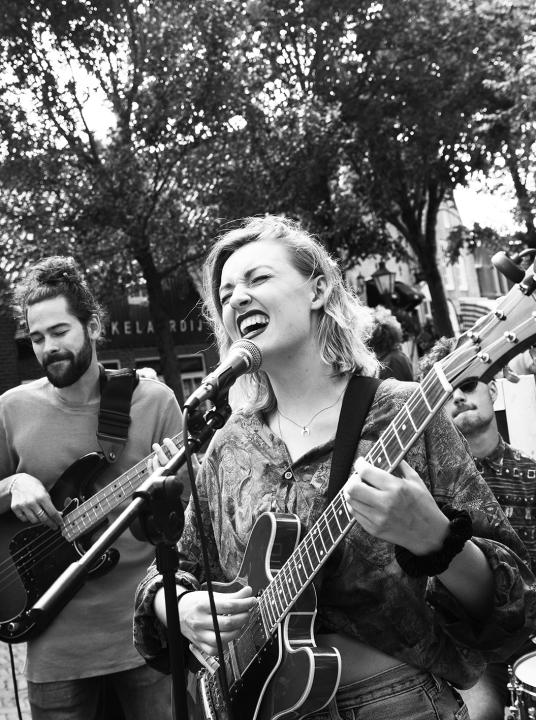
[182,405,235,720]
[8,643,24,720]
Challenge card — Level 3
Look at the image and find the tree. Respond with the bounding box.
[0,0,249,400]
[208,0,530,336]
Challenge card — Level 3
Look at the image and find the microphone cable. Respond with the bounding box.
[7,642,25,720]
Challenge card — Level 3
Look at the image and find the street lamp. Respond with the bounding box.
[372,261,396,298]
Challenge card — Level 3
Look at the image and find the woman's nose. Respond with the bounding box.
[229,285,251,310]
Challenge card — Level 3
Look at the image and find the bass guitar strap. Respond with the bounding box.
[97,365,139,464]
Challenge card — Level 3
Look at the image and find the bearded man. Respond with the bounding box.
[0,256,181,720]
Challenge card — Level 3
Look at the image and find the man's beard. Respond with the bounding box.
[453,407,492,437]
[43,331,93,388]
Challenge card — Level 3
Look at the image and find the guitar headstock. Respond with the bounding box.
[438,268,536,389]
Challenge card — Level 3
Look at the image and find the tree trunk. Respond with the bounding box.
[393,184,455,339]
[136,248,185,407]
[417,242,454,337]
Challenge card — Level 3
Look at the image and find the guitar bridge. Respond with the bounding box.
[190,644,220,675]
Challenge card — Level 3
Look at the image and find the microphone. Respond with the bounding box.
[184,339,262,410]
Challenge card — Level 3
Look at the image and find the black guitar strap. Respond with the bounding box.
[314,375,381,596]
[97,366,139,464]
[327,374,382,502]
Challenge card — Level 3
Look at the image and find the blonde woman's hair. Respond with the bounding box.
[203,215,379,411]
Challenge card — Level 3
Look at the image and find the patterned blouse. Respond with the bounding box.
[474,436,536,571]
[134,380,536,689]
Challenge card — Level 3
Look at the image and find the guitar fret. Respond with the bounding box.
[420,384,432,411]
[259,596,272,632]
[404,404,417,431]
[300,543,315,578]
[280,569,293,607]
[369,437,390,470]
[323,514,335,545]
[313,522,329,557]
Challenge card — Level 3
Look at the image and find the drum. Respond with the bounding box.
[509,651,536,719]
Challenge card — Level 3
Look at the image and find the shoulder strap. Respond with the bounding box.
[326,375,382,502]
[97,366,139,463]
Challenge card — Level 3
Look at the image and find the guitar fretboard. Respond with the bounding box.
[61,432,184,541]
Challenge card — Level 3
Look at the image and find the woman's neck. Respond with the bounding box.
[269,363,346,415]
[267,366,349,463]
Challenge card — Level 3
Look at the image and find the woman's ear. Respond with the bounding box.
[311,276,328,309]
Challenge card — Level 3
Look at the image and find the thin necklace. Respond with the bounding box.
[277,384,346,437]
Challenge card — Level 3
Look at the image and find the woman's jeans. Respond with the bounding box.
[307,663,470,720]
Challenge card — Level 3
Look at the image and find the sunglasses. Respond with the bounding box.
[457,379,479,394]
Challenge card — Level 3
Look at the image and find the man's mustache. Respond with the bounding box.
[452,403,475,418]
[43,352,73,368]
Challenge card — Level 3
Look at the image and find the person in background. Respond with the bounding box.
[0,256,181,720]
[368,306,414,381]
[420,335,536,720]
[134,215,536,720]
[508,345,536,377]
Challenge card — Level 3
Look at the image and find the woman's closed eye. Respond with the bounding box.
[250,273,270,286]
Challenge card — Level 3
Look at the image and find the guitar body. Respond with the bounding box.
[0,453,120,643]
[192,513,341,720]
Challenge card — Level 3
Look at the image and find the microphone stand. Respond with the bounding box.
[29,399,232,720]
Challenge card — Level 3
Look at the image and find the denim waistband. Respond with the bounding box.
[337,662,442,708]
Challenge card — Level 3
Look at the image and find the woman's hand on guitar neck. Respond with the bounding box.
[7,473,62,529]
[343,458,448,554]
[154,584,258,657]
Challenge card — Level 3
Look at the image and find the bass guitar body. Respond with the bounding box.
[191,513,341,720]
[0,453,119,643]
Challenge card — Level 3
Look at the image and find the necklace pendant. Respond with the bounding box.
[302,426,310,436]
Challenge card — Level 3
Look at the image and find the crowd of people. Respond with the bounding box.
[2,215,536,720]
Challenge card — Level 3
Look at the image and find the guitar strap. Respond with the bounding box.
[97,365,139,464]
[326,374,382,502]
[313,375,381,597]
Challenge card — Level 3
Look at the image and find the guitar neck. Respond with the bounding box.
[61,431,184,541]
[259,367,451,633]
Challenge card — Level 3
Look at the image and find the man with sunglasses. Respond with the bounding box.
[421,337,536,720]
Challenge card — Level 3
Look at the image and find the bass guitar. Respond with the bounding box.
[190,270,536,720]
[0,431,183,643]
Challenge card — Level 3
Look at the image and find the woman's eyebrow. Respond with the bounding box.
[219,265,273,294]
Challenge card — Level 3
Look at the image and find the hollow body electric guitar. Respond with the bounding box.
[0,432,183,643]
[191,270,536,720]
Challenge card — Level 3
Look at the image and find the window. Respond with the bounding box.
[134,354,206,398]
